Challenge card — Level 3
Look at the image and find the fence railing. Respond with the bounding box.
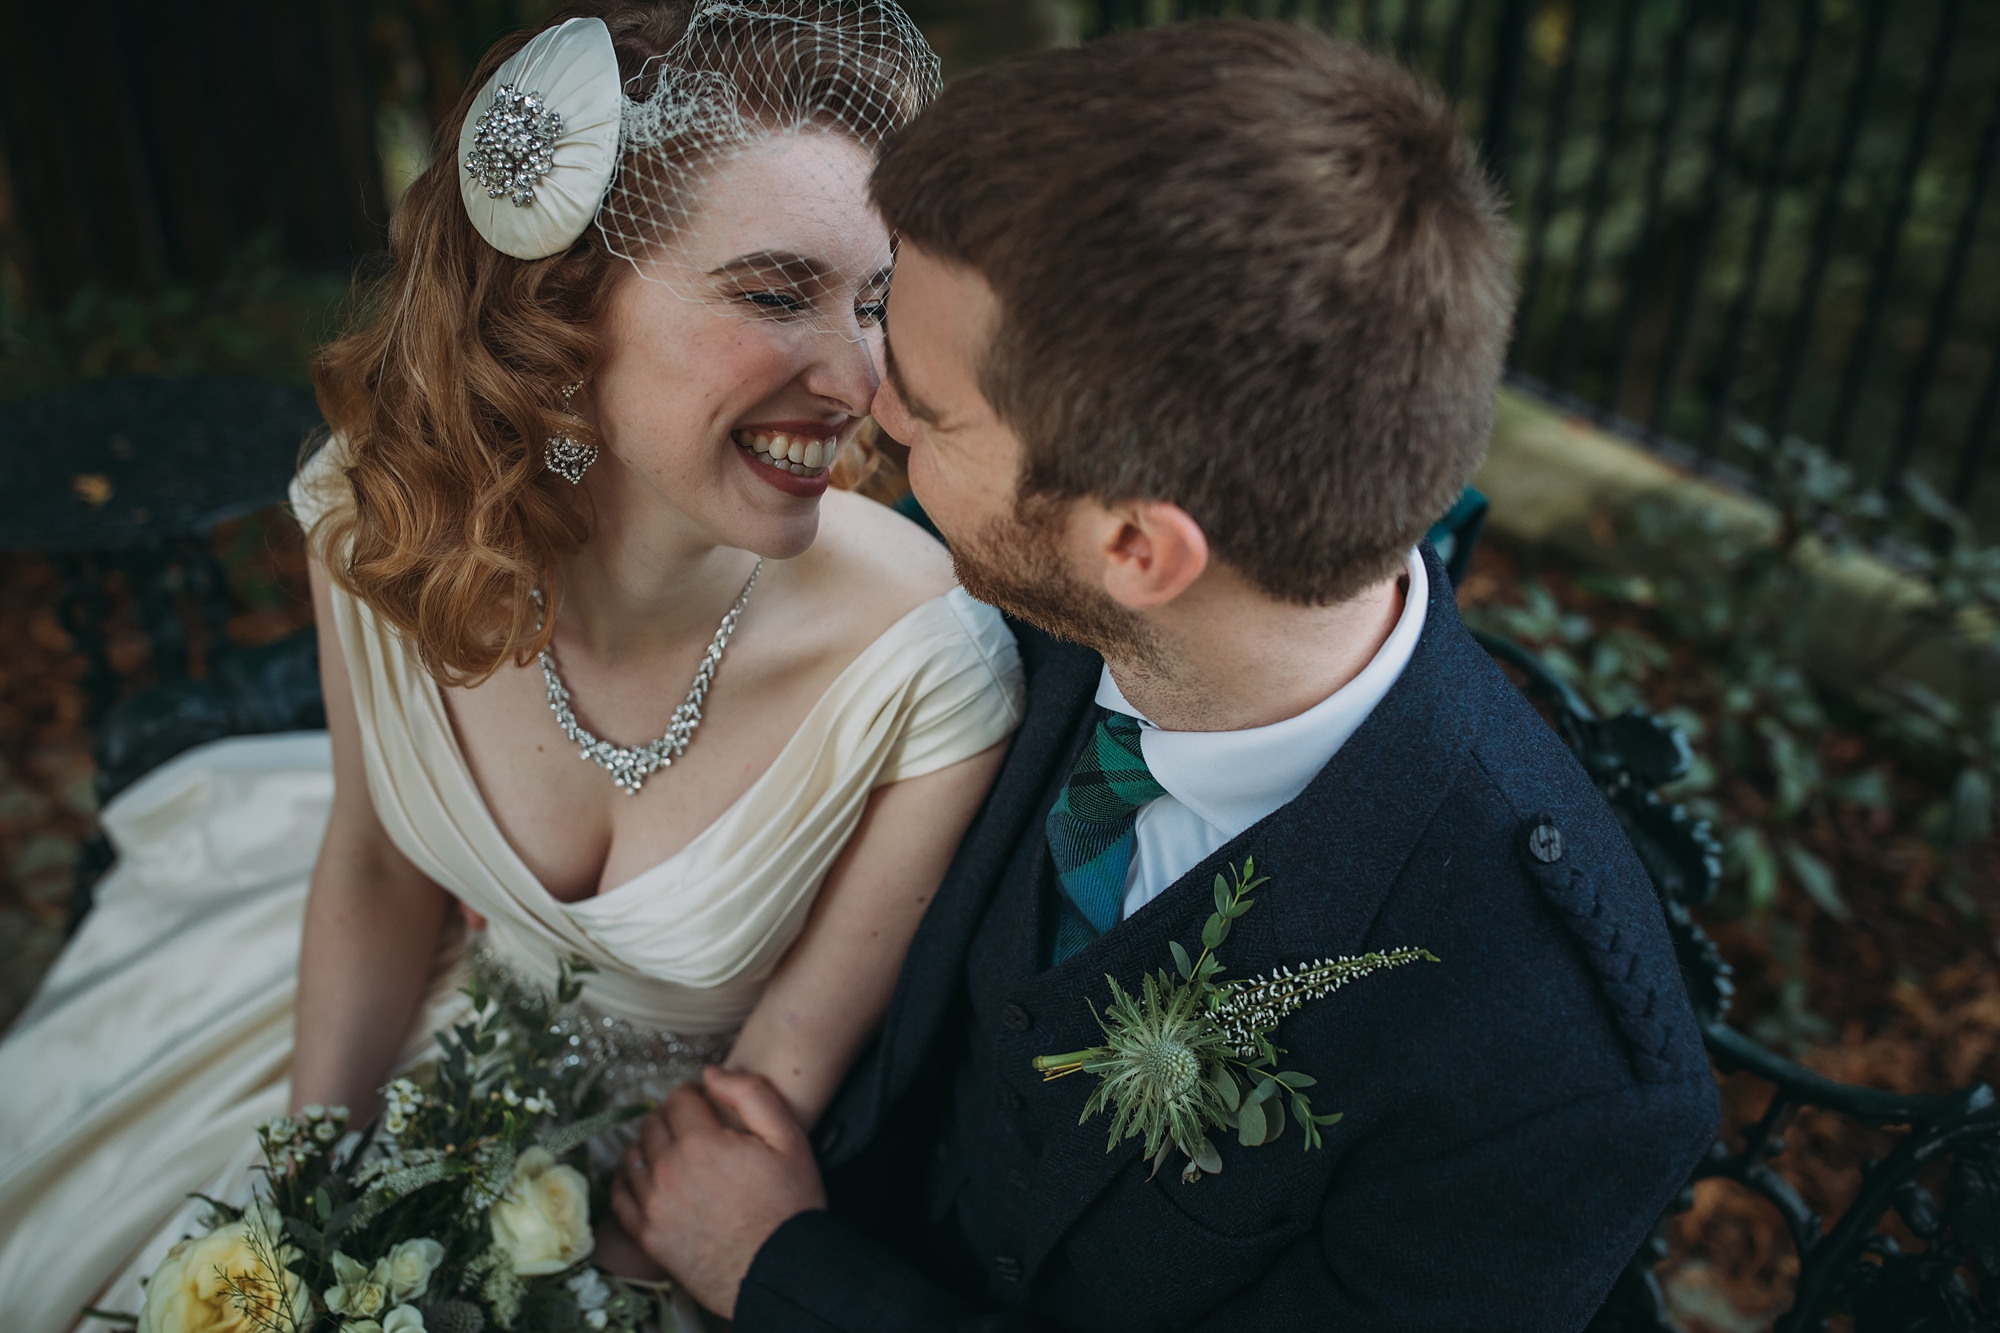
[6,0,2000,531]
[0,0,386,302]
[0,0,557,306]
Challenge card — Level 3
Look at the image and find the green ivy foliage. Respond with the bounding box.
[1470,420,1999,937]
[0,235,351,404]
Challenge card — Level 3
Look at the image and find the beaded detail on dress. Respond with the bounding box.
[467,941,735,1098]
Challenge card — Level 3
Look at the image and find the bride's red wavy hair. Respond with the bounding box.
[309,1,914,686]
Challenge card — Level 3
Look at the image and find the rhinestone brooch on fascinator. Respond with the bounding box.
[545,381,596,484]
[465,85,565,208]
[456,18,620,259]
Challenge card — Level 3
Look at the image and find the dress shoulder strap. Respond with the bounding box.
[288,435,352,536]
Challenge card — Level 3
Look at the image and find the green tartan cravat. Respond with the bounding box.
[1045,709,1167,965]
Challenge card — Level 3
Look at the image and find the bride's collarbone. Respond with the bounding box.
[442,623,833,902]
[443,504,955,901]
[439,593,897,902]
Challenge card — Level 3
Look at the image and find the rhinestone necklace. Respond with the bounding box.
[537,559,763,795]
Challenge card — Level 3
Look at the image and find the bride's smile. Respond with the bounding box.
[733,422,852,495]
[577,130,893,561]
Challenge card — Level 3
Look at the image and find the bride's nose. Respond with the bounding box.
[798,328,882,418]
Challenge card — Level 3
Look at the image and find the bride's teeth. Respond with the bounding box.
[738,430,838,473]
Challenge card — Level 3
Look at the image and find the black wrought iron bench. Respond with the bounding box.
[0,375,329,926]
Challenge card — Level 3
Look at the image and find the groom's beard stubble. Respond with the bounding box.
[948,489,1166,673]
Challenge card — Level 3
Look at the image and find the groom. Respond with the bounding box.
[613,21,1718,1330]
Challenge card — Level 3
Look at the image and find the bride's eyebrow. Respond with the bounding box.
[706,251,830,290]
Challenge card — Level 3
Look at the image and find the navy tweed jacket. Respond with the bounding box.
[736,544,1719,1332]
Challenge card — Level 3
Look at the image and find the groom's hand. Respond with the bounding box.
[612,1066,828,1318]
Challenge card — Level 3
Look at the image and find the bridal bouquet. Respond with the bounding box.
[112,960,660,1333]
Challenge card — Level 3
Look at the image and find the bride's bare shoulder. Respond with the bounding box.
[792,488,956,630]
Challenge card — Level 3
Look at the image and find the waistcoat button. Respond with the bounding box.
[1000,1002,1032,1032]
[1525,817,1565,865]
[995,1254,1023,1282]
[996,1083,1024,1111]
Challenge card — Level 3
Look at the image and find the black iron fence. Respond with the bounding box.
[0,0,579,305]
[6,0,2000,528]
[0,1,386,302]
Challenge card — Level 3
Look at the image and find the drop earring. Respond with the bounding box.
[544,381,596,484]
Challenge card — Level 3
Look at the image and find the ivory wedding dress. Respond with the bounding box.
[0,445,1024,1332]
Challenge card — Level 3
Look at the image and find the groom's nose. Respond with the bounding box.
[800,329,882,419]
[870,375,911,444]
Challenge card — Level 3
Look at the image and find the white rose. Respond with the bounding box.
[566,1267,611,1310]
[325,1251,393,1319]
[490,1147,595,1275]
[137,1203,311,1333]
[383,1306,427,1333]
[342,1324,384,1333]
[385,1237,445,1303]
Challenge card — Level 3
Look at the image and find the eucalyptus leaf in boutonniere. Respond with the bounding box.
[1032,858,1438,1183]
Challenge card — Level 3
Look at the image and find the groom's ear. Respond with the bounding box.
[1093,501,1211,611]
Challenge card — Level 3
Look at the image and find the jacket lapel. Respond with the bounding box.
[1016,545,1492,1272]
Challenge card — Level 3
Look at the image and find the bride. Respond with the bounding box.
[0,3,1020,1327]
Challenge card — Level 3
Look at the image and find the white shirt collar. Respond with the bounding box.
[1094,547,1429,838]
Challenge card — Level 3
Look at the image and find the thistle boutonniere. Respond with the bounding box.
[1032,858,1438,1183]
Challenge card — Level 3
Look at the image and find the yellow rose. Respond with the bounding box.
[324,1251,392,1319]
[137,1204,310,1333]
[489,1147,594,1275]
[384,1238,445,1303]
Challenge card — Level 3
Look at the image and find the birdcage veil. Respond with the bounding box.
[458,1,939,339]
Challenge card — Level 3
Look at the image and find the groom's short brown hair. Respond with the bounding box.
[872,21,1514,604]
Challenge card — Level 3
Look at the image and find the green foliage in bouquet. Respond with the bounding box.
[95,959,661,1333]
[1032,860,1438,1184]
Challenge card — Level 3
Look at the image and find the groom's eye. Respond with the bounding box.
[856,298,888,328]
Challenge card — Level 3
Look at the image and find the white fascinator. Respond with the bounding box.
[458,17,622,260]
[455,0,939,339]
